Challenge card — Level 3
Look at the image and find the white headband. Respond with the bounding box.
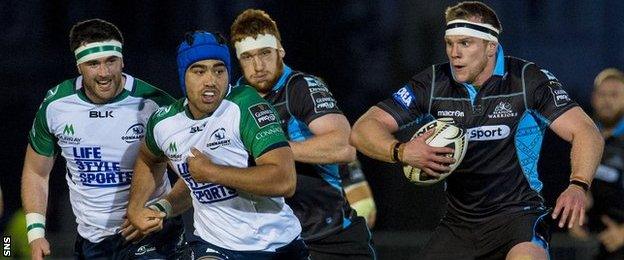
[445,19,499,42]
[74,40,123,65]
[234,34,278,58]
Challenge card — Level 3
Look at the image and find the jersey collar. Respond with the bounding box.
[271,64,292,92]
[605,117,624,138]
[235,65,292,94]
[452,44,505,105]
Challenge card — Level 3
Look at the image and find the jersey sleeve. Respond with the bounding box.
[28,102,56,157]
[237,87,289,158]
[144,108,166,157]
[287,75,343,125]
[376,68,433,127]
[524,64,578,123]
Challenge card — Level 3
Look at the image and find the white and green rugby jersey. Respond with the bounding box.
[28,74,176,242]
[145,85,302,252]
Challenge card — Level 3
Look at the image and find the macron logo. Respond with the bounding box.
[467,125,510,141]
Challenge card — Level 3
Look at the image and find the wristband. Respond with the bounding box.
[392,142,403,163]
[26,213,46,243]
[569,179,590,192]
[148,198,173,218]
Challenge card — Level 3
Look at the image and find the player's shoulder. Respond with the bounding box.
[287,71,330,92]
[505,56,560,88]
[41,78,79,106]
[129,77,176,106]
[226,84,266,107]
[150,98,185,123]
[409,64,447,90]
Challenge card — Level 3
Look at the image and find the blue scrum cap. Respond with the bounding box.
[177,31,231,94]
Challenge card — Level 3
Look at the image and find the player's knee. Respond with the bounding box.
[506,242,547,260]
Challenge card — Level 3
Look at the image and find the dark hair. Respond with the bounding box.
[69,18,124,52]
[445,1,502,32]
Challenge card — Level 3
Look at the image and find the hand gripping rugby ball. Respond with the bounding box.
[403,118,469,185]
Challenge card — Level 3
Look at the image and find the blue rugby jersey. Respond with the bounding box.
[378,48,578,222]
[238,65,356,241]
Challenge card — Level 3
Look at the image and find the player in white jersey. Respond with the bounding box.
[21,19,186,259]
[127,31,309,259]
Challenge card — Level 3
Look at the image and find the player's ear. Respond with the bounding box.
[76,64,82,75]
[277,42,285,59]
[486,41,497,57]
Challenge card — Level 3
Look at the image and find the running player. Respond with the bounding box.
[350,2,604,259]
[21,18,185,259]
[230,9,376,259]
[127,31,309,259]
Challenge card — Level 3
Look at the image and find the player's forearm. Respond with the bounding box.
[289,131,355,164]
[163,179,192,217]
[21,146,54,214]
[193,149,296,197]
[128,160,158,215]
[21,170,49,214]
[351,115,398,163]
[569,126,604,184]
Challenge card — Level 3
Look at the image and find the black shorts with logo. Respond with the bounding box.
[73,216,185,260]
[420,207,551,260]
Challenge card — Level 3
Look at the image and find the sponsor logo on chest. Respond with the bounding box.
[467,125,510,141]
[57,124,82,144]
[488,101,517,119]
[166,142,183,161]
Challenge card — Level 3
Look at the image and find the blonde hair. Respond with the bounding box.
[445,1,502,32]
[594,68,624,88]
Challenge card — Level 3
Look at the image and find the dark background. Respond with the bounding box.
[1,0,622,258]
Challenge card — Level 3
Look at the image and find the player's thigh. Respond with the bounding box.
[419,220,475,260]
[506,242,547,260]
[479,208,551,259]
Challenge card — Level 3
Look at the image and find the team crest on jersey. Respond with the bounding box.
[392,85,415,110]
[249,103,278,128]
[207,128,231,150]
[488,101,518,119]
[121,123,145,143]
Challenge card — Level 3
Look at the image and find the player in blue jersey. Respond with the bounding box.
[350,2,604,259]
[21,19,186,259]
[230,9,376,259]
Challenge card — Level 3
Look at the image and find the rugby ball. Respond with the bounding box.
[403,118,468,185]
